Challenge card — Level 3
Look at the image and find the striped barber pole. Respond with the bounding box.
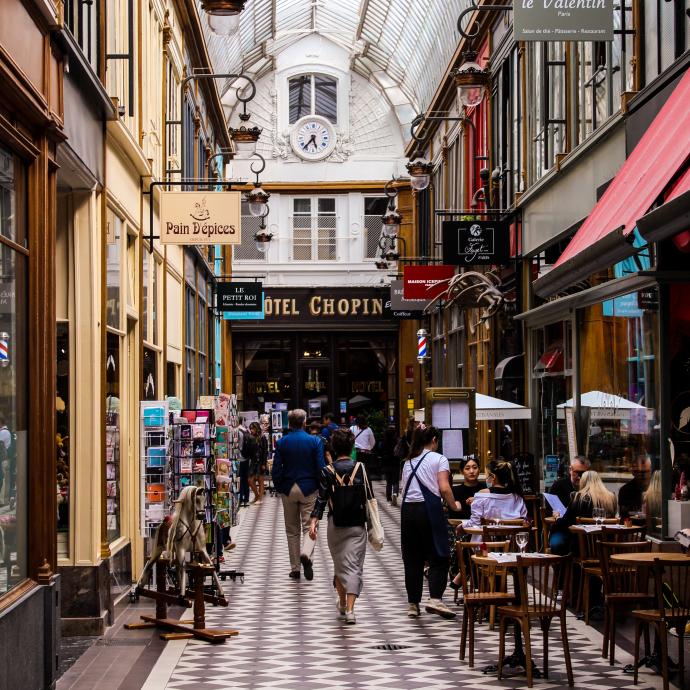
[0,332,8,367]
[416,328,429,363]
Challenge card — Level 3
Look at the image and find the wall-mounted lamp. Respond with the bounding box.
[228,125,262,159]
[406,158,433,191]
[253,230,273,253]
[201,0,247,36]
[453,50,489,109]
[246,153,270,216]
[381,177,402,237]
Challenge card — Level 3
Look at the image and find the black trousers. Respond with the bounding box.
[238,460,250,503]
[401,501,449,604]
[384,470,400,501]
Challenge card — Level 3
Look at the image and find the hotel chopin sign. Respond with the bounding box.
[159,191,242,245]
[513,0,614,42]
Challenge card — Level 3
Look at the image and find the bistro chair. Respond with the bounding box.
[632,557,690,690]
[602,524,646,542]
[455,538,510,612]
[570,527,606,614]
[598,540,653,665]
[461,552,515,668]
[540,507,555,554]
[481,524,525,551]
[496,554,574,688]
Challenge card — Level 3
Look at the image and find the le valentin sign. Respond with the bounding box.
[514,0,614,42]
[159,191,241,245]
[402,265,455,300]
[442,220,510,266]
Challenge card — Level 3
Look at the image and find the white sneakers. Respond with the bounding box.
[407,603,420,618]
[424,598,457,619]
[336,599,346,617]
[345,611,356,625]
[391,493,398,506]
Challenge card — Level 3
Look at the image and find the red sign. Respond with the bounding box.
[403,265,455,300]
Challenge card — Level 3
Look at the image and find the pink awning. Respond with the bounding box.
[554,68,690,268]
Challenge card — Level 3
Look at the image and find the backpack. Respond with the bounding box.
[328,462,367,528]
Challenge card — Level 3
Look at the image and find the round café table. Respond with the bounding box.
[471,552,553,678]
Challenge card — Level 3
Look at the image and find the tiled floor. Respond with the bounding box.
[138,484,677,690]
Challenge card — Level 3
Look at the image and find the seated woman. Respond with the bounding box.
[455,458,528,542]
[549,470,617,555]
[447,458,486,520]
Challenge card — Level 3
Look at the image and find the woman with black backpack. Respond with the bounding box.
[309,428,370,625]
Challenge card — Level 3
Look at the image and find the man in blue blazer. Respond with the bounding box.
[272,408,325,580]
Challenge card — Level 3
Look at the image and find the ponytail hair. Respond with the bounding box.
[488,458,524,497]
[406,425,440,460]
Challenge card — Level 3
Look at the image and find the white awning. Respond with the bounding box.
[557,390,655,421]
[475,393,531,421]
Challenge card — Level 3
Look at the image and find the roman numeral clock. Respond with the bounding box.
[290,115,336,161]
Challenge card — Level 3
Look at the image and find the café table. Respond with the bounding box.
[472,552,552,678]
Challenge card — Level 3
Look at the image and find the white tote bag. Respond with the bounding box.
[363,468,384,551]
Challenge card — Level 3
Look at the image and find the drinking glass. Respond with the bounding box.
[593,507,605,527]
[516,531,529,555]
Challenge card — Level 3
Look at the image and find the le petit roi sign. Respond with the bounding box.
[513,0,614,42]
[159,191,241,244]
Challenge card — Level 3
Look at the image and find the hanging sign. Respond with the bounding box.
[159,191,241,245]
[513,0,614,42]
[217,282,262,312]
[386,279,426,319]
[442,220,510,266]
[402,265,455,300]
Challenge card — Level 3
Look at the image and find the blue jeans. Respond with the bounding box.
[549,529,571,556]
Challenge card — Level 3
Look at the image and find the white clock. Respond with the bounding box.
[290,116,336,161]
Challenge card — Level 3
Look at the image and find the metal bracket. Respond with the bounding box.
[457,1,511,41]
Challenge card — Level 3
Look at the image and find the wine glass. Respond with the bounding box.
[593,507,605,527]
[516,531,529,555]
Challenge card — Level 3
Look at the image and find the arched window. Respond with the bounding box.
[289,74,337,124]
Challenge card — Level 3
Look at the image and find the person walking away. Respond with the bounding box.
[549,470,617,555]
[310,421,332,464]
[401,426,462,619]
[309,429,369,625]
[247,422,265,504]
[272,409,325,580]
[380,426,400,505]
[456,458,528,541]
[237,416,251,507]
[350,414,376,473]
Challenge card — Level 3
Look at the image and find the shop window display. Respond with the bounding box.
[106,332,121,542]
[0,146,28,594]
[56,323,70,559]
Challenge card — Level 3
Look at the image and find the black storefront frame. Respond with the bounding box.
[233,330,398,422]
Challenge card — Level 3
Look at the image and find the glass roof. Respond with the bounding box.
[199,0,470,131]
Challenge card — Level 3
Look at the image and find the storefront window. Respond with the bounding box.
[143,347,157,400]
[106,210,121,329]
[0,147,28,593]
[580,288,660,533]
[106,332,121,542]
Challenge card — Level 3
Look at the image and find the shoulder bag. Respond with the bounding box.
[362,467,384,551]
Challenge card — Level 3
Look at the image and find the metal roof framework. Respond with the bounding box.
[198,0,470,133]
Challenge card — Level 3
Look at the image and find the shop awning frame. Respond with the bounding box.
[475,393,532,421]
[637,188,690,243]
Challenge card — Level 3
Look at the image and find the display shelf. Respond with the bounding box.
[139,401,170,538]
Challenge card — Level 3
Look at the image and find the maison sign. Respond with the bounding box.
[159,191,241,245]
[442,220,510,266]
[513,0,614,42]
[402,265,455,300]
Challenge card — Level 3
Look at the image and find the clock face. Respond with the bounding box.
[290,116,336,161]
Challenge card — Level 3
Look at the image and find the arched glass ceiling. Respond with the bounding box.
[199,0,470,131]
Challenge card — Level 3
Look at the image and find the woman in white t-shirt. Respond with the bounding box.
[400,426,462,620]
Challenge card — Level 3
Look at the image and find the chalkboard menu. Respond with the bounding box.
[511,452,536,495]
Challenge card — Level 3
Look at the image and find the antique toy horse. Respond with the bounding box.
[135,514,172,590]
[166,485,225,599]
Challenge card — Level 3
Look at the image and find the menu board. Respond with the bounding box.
[425,388,475,461]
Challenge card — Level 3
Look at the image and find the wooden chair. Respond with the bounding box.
[570,527,606,614]
[481,524,526,551]
[598,540,654,665]
[632,558,690,690]
[602,524,646,542]
[455,538,510,614]
[540,507,555,554]
[496,555,574,688]
[460,552,515,668]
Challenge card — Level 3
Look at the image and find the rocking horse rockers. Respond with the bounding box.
[127,485,238,643]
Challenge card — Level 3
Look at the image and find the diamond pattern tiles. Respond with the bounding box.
[161,484,670,690]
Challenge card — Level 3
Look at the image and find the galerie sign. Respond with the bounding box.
[159,191,241,245]
[442,220,510,266]
[513,0,614,42]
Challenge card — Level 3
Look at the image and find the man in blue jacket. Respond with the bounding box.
[272,408,325,580]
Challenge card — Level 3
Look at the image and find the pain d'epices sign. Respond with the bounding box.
[513,0,614,42]
[159,191,242,245]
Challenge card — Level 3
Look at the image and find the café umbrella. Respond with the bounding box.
[557,390,654,420]
[475,393,531,421]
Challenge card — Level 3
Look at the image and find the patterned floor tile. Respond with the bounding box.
[158,483,675,690]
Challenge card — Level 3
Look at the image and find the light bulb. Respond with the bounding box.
[410,174,430,191]
[207,12,240,36]
[255,239,268,253]
[249,201,264,217]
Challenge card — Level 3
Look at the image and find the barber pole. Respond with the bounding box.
[0,332,8,367]
[417,328,429,364]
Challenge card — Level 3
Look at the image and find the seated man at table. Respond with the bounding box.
[548,455,590,514]
[618,455,652,519]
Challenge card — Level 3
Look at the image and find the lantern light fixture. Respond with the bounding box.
[406,157,433,191]
[247,184,270,217]
[228,125,262,159]
[453,51,489,109]
[375,260,389,270]
[201,0,246,36]
[381,177,402,237]
[253,231,273,253]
